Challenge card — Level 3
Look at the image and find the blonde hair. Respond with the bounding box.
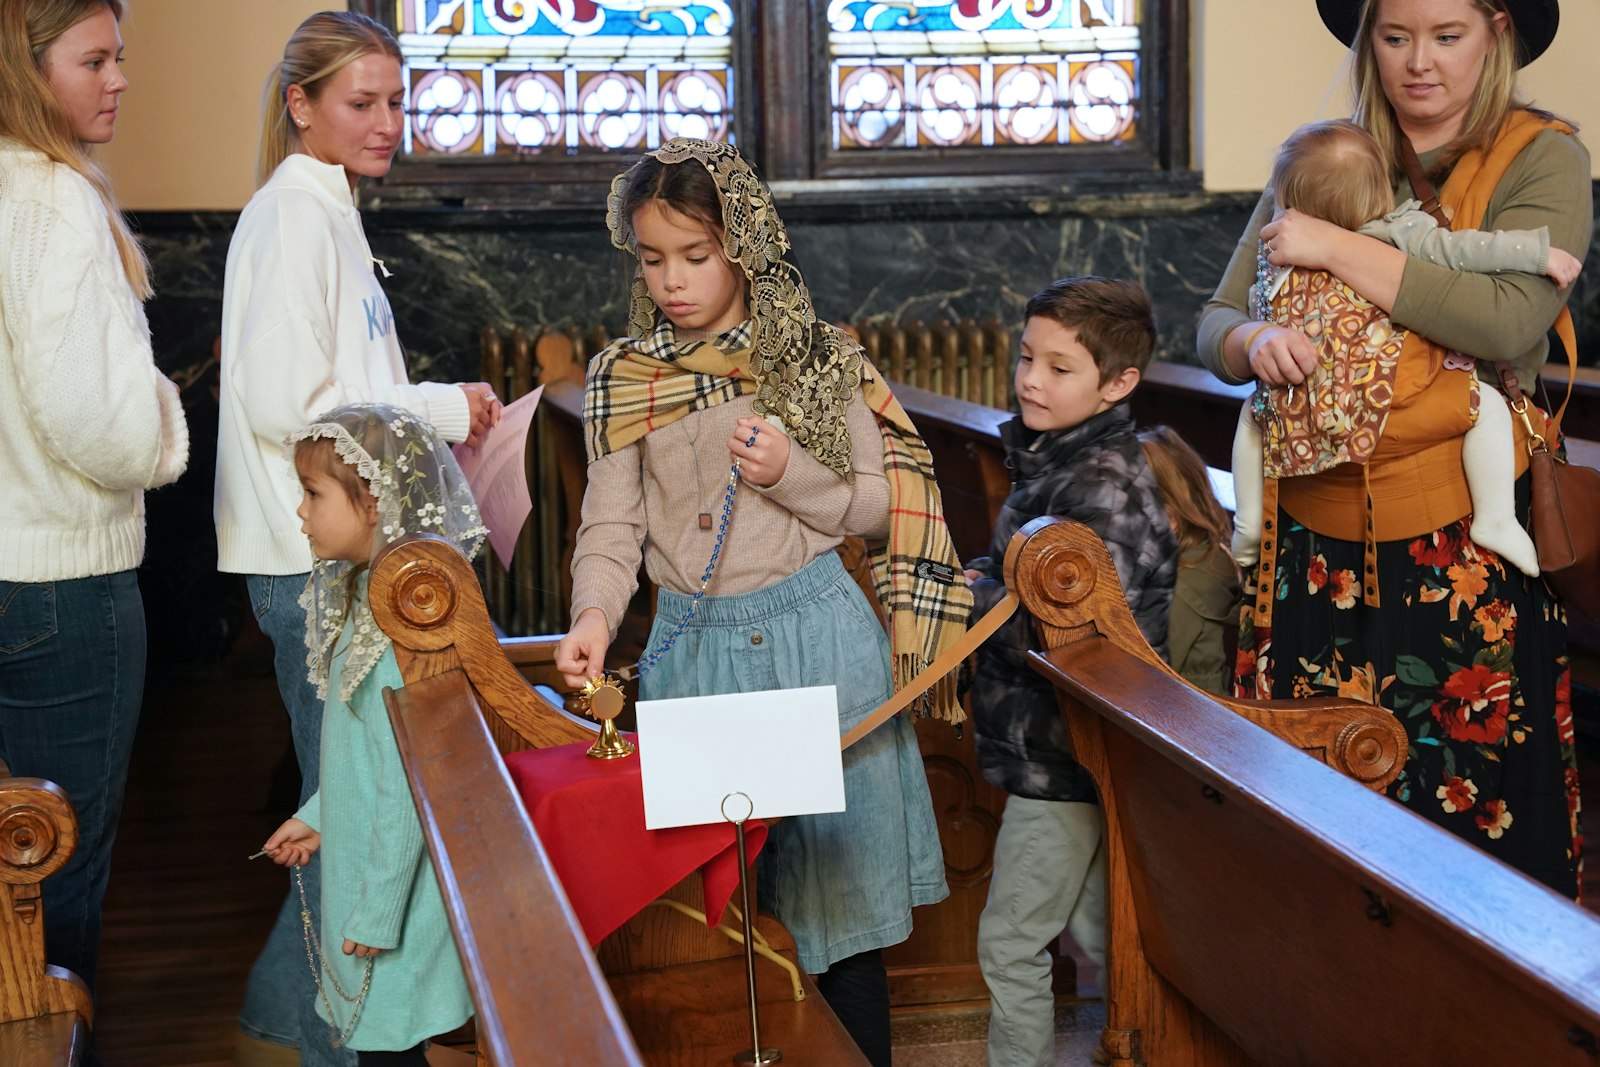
[1349,0,1523,171]
[258,10,400,187]
[1271,120,1394,230]
[1137,425,1233,563]
[0,0,150,298]
[293,436,370,507]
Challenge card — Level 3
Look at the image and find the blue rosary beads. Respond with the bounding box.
[635,425,759,677]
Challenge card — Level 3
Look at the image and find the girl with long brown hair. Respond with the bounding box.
[1138,426,1240,695]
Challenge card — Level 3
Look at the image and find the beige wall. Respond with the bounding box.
[1197,0,1600,190]
[99,0,326,211]
[98,0,1600,209]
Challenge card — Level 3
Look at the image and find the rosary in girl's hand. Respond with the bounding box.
[627,424,760,680]
[294,863,373,1048]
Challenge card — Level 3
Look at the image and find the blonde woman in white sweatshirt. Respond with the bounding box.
[215,12,498,1064]
[0,0,188,1027]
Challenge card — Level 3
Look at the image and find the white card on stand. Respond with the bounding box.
[635,686,846,830]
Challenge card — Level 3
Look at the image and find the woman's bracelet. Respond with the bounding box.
[1239,322,1274,356]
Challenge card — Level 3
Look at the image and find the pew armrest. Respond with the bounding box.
[370,536,598,753]
[1002,516,1407,788]
[0,778,94,1054]
[1003,516,1600,1067]
[385,674,644,1066]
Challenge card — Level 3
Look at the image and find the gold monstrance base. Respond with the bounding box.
[580,675,635,760]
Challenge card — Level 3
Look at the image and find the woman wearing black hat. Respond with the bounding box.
[1197,0,1588,899]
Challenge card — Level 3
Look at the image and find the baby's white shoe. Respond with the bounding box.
[1469,516,1540,577]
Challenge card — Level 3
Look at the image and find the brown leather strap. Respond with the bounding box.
[840,592,1018,751]
[1398,136,1450,226]
[1495,363,1527,405]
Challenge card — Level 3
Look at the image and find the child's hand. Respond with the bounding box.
[458,382,504,449]
[555,608,612,689]
[730,417,791,488]
[964,568,982,583]
[343,939,387,959]
[262,818,320,867]
[1547,247,1581,290]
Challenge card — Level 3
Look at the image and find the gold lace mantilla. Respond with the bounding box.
[606,138,863,481]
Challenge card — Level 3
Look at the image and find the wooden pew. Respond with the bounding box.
[0,778,93,1064]
[370,537,866,1066]
[504,323,1600,1016]
[898,354,1600,725]
[1541,361,1600,442]
[1004,516,1600,1066]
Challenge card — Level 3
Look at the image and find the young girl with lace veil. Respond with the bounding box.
[554,139,972,1065]
[260,403,483,1064]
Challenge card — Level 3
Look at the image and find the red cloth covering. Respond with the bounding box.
[504,739,767,946]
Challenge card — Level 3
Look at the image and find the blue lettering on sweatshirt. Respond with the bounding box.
[363,294,394,340]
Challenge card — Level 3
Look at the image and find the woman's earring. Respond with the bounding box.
[295,117,309,129]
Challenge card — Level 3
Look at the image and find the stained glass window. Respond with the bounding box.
[394,0,735,155]
[826,0,1140,151]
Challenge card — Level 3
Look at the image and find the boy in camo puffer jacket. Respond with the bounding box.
[964,276,1176,1067]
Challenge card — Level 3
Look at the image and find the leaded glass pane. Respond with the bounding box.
[827,0,1141,151]
[396,0,734,156]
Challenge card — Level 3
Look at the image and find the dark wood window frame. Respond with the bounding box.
[357,0,1192,209]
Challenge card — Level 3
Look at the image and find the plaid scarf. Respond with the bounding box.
[583,319,754,461]
[592,139,972,721]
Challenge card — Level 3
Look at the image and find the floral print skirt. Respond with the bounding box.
[1234,496,1581,900]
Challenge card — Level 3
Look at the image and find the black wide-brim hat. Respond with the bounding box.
[1316,0,1559,67]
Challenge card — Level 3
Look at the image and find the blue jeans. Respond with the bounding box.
[0,572,144,998]
[239,573,354,1066]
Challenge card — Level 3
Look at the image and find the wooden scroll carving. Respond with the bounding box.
[1,778,93,1047]
[370,535,596,755]
[374,537,871,1066]
[1003,515,1407,789]
[1004,517,1600,1067]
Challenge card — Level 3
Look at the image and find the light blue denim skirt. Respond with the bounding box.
[641,551,950,973]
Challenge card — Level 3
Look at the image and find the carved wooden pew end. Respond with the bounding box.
[1003,514,1408,788]
[372,536,868,1065]
[1,778,94,1063]
[1003,517,1600,1067]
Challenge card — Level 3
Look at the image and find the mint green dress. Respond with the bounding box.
[293,584,473,1052]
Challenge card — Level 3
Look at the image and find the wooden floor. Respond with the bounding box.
[87,636,1600,1065]
[94,654,290,1065]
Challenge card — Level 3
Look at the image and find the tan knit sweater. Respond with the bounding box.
[571,390,889,636]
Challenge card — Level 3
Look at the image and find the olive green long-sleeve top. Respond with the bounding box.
[1197,124,1592,390]
[1168,542,1241,697]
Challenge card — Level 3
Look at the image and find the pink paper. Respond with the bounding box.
[453,386,543,570]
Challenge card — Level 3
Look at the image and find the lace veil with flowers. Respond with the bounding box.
[287,403,489,703]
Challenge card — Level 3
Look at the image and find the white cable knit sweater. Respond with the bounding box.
[214,154,470,576]
[0,139,189,582]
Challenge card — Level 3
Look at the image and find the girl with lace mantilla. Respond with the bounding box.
[554,139,971,1067]
[261,404,483,1064]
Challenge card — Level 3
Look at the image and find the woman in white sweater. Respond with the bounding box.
[215,13,497,1064]
[0,0,188,1021]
